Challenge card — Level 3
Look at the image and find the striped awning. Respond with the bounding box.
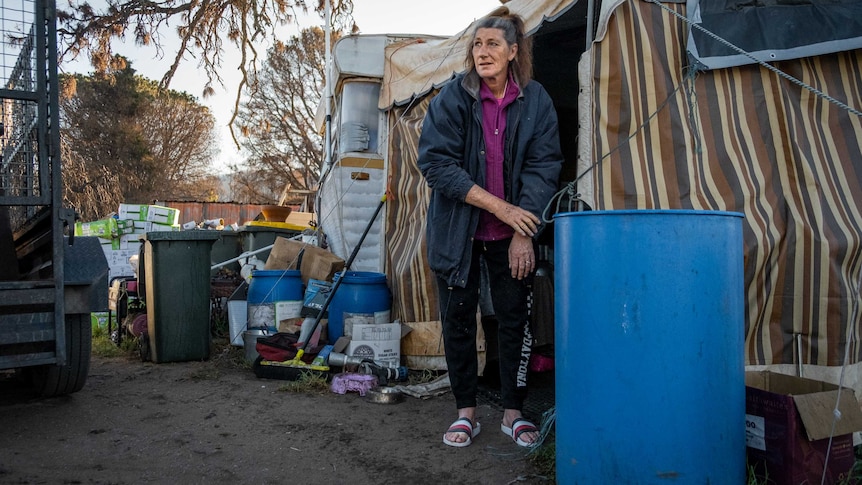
[581,0,862,365]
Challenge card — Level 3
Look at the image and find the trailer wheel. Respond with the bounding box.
[29,314,92,397]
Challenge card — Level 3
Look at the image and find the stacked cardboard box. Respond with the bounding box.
[75,203,180,279]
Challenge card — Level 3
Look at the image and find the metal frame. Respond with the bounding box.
[0,0,66,368]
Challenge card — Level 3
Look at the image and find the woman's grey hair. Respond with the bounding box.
[465,7,533,86]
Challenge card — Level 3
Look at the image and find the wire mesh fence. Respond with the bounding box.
[1,0,47,227]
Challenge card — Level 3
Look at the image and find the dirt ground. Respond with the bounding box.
[0,344,552,485]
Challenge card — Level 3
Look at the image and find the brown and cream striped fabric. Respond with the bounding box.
[386,96,439,324]
[586,0,862,365]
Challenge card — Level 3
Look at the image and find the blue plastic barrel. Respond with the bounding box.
[247,269,303,333]
[554,210,745,484]
[327,271,391,344]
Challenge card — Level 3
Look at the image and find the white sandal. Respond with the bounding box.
[442,417,481,447]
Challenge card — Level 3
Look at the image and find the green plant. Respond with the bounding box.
[91,325,138,358]
[746,462,768,485]
[406,368,440,386]
[277,370,330,394]
[838,453,862,485]
[526,438,555,482]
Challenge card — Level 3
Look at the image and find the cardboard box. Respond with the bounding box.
[129,221,180,233]
[264,237,345,285]
[118,203,148,221]
[400,320,486,372]
[101,247,139,279]
[284,211,316,229]
[119,238,143,252]
[346,322,401,366]
[116,219,136,235]
[75,218,119,239]
[99,237,121,251]
[745,371,862,485]
[90,311,112,330]
[147,205,180,225]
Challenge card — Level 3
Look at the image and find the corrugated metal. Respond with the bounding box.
[585,0,862,366]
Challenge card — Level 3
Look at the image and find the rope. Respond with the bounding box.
[647,0,862,118]
[543,0,862,225]
[527,405,556,453]
[638,2,862,481]
[541,80,687,223]
[823,269,862,485]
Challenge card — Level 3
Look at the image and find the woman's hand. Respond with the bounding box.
[495,203,540,237]
[465,185,539,238]
[509,234,535,280]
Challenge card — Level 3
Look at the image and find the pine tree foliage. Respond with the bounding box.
[60,59,220,220]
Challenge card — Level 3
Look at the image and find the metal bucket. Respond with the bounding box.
[242,329,267,364]
[553,210,745,483]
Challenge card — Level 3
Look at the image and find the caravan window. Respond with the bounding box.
[339,81,381,155]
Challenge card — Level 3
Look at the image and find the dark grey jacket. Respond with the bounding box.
[417,70,564,288]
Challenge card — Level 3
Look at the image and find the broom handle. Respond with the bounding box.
[298,194,387,354]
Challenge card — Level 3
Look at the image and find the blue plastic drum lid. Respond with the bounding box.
[247,269,304,332]
[553,210,746,484]
[327,271,392,344]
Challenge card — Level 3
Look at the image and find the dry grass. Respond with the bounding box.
[277,369,331,394]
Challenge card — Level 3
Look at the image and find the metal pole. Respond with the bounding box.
[210,243,275,271]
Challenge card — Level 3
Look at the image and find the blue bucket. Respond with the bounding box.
[327,271,391,344]
[553,210,745,484]
[247,269,303,333]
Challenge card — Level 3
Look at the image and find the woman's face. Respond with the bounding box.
[472,27,517,83]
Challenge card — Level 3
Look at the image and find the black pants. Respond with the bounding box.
[436,239,533,410]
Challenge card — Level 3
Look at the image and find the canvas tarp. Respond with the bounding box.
[380,0,862,367]
[580,0,862,365]
[686,0,862,70]
[380,0,577,109]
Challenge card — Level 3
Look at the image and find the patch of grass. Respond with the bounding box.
[210,338,251,369]
[527,438,555,482]
[277,369,330,394]
[406,368,442,386]
[746,462,768,485]
[747,447,862,484]
[839,453,862,485]
[91,326,138,358]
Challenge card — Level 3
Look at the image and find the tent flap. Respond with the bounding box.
[380,0,579,109]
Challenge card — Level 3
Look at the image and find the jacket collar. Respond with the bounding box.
[461,69,525,101]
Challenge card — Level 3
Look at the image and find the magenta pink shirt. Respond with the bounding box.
[475,75,519,241]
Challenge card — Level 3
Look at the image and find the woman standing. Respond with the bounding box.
[417,8,563,448]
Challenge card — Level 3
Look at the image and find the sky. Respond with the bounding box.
[63,0,501,174]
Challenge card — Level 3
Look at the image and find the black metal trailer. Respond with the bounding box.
[0,0,107,396]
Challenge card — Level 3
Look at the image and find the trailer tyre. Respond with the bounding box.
[29,314,91,397]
